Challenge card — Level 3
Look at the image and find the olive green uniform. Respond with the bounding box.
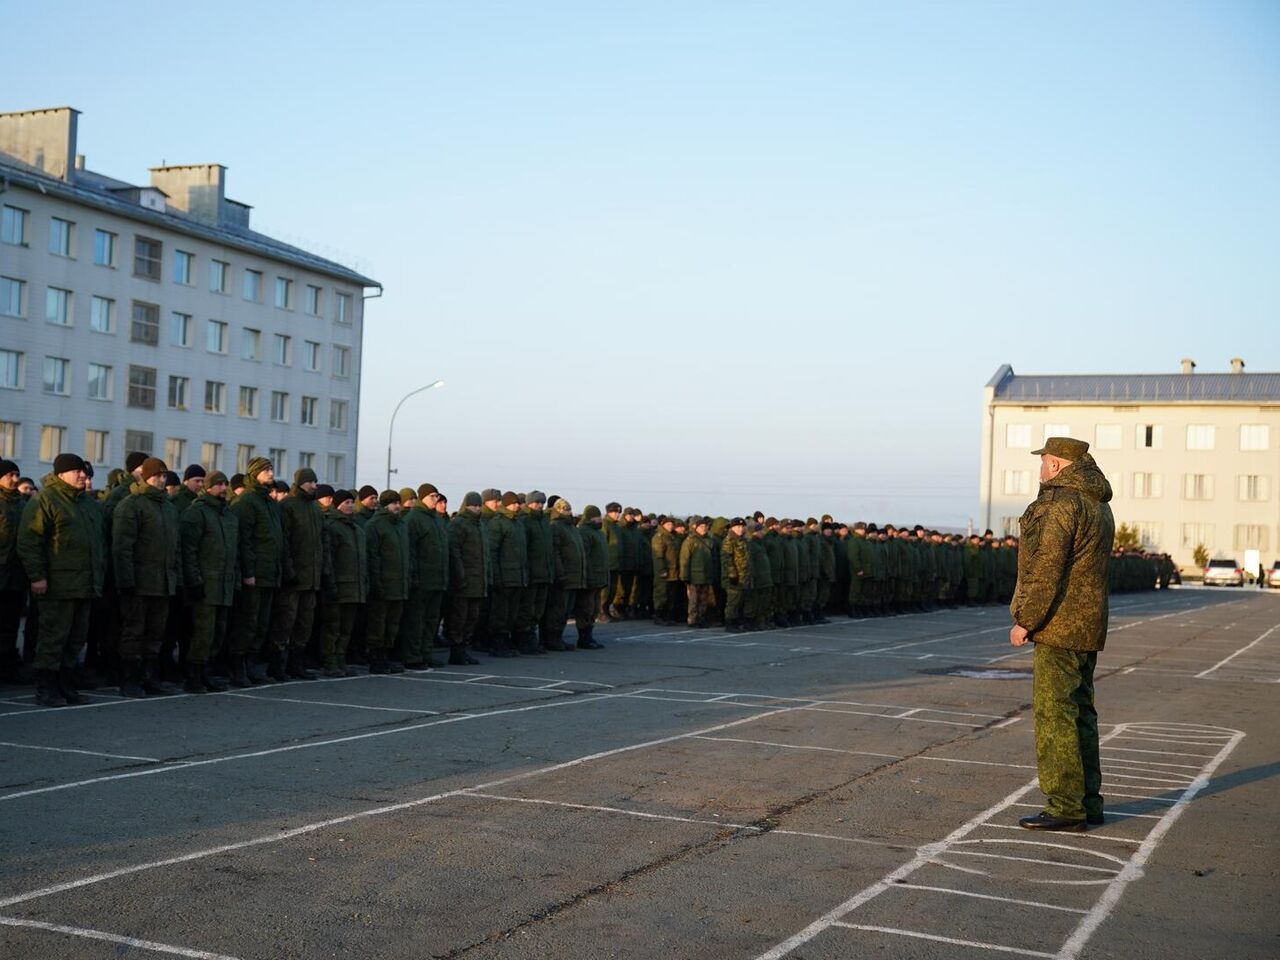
[365,507,412,665]
[179,492,239,665]
[321,511,368,669]
[112,482,181,662]
[402,504,449,665]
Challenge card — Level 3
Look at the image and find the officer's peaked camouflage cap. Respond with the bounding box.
[1032,436,1089,460]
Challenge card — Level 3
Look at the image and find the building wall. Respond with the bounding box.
[980,398,1280,568]
[0,182,364,487]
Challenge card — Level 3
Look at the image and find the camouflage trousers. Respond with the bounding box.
[686,584,714,625]
[747,588,773,624]
[34,598,91,672]
[320,602,358,667]
[1033,644,1102,821]
[724,585,747,623]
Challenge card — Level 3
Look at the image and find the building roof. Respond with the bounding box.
[0,157,378,288]
[987,364,1280,404]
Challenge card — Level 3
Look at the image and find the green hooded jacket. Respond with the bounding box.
[1011,454,1115,651]
[578,507,610,589]
[281,484,329,590]
[651,526,680,580]
[17,473,102,599]
[0,484,28,591]
[112,481,181,597]
[679,531,715,585]
[407,505,450,591]
[366,507,412,601]
[490,507,529,588]
[518,507,554,585]
[449,510,491,598]
[180,492,239,606]
[721,530,751,588]
[550,515,586,589]
[229,475,287,587]
[326,511,369,604]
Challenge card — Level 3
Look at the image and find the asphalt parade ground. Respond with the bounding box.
[1,590,1277,959]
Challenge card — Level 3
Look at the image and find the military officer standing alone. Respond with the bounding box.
[1009,437,1115,831]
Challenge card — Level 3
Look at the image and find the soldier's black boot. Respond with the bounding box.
[58,667,87,705]
[490,633,517,658]
[228,656,252,688]
[141,660,179,696]
[202,665,229,692]
[119,660,146,698]
[448,645,481,666]
[286,650,317,681]
[265,651,287,683]
[35,669,67,707]
[579,626,604,650]
[184,662,208,695]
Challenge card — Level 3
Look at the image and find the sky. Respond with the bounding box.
[5,1,1278,526]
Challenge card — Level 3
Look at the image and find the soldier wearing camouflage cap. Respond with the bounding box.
[1009,437,1115,831]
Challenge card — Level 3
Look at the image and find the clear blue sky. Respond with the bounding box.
[7,1,1278,525]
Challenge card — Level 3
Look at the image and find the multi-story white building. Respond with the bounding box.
[980,359,1280,568]
[0,106,379,487]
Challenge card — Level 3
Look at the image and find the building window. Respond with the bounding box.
[1005,424,1031,449]
[87,363,112,401]
[1042,423,1070,444]
[332,345,350,378]
[43,356,70,396]
[241,328,261,361]
[94,229,116,266]
[1238,475,1270,502]
[269,448,287,475]
[298,451,315,469]
[274,277,292,309]
[328,399,348,432]
[1240,424,1270,451]
[48,217,75,257]
[206,320,228,354]
[305,285,321,316]
[1094,425,1121,450]
[336,292,352,324]
[0,422,18,458]
[174,250,194,285]
[200,442,221,471]
[1129,522,1162,549]
[1132,473,1162,499]
[133,235,162,281]
[300,396,318,426]
[239,386,258,418]
[243,269,263,302]
[1234,525,1269,552]
[1001,470,1031,496]
[168,375,190,411]
[1182,474,1214,500]
[327,453,345,485]
[1181,523,1213,550]
[130,301,160,345]
[165,437,186,468]
[169,311,192,347]
[0,349,21,390]
[124,429,154,455]
[270,390,289,422]
[210,259,229,293]
[273,334,292,366]
[127,365,157,409]
[1,205,28,246]
[90,296,115,333]
[204,380,225,414]
[45,287,72,326]
[40,425,67,462]
[1136,424,1162,449]
[304,340,321,371]
[235,444,256,473]
[1,277,25,317]
[85,429,110,465]
[1186,424,1215,451]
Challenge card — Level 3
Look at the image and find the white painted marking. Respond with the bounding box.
[830,922,1057,958]
[0,740,159,762]
[692,735,902,760]
[0,915,243,959]
[1195,624,1278,678]
[890,882,1088,913]
[1010,802,1160,820]
[945,850,1119,874]
[1058,727,1246,959]
[1103,745,1217,760]
[1102,771,1194,786]
[981,824,1140,844]
[388,674,573,695]
[222,692,441,716]
[1102,790,1176,803]
[799,705,986,728]
[0,703,802,908]
[853,625,1008,656]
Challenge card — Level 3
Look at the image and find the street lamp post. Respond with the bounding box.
[386,380,444,490]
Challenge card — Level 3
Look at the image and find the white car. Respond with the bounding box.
[1203,559,1244,587]
[1267,562,1280,589]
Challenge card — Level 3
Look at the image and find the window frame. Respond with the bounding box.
[129,300,160,346]
[132,235,163,281]
[127,364,157,409]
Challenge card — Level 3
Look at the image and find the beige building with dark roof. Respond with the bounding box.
[980,359,1280,570]
[0,106,380,487]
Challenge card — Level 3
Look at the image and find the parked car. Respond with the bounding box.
[1203,558,1244,587]
[1267,561,1280,589]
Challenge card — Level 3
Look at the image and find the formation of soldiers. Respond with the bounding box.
[0,453,1163,708]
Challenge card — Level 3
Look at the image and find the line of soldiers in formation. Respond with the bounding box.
[0,452,1170,708]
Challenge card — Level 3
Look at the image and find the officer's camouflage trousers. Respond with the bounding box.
[1033,643,1102,821]
[686,584,714,625]
[723,585,747,623]
[747,587,772,624]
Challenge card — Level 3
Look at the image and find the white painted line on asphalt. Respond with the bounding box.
[222,692,442,716]
[1103,790,1176,803]
[799,705,988,728]
[386,674,574,695]
[1195,623,1280,678]
[889,882,1088,913]
[0,915,244,959]
[1098,757,1201,770]
[0,703,803,908]
[1058,726,1247,959]
[980,824,1140,845]
[1103,745,1217,760]
[830,922,1057,958]
[0,740,160,762]
[692,735,901,760]
[1109,734,1228,747]
[1102,771,1194,786]
[945,850,1120,875]
[851,625,1009,656]
[1010,802,1161,821]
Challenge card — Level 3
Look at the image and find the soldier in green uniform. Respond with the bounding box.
[679,517,716,627]
[271,468,328,680]
[179,471,237,693]
[487,491,528,658]
[1009,437,1115,831]
[320,490,368,676]
[365,490,412,673]
[447,491,489,664]
[650,516,681,625]
[0,459,28,683]
[576,505,609,648]
[516,491,552,655]
[544,498,584,651]
[720,518,752,632]
[746,521,774,629]
[633,513,655,619]
[846,522,870,617]
[402,483,450,667]
[228,457,287,685]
